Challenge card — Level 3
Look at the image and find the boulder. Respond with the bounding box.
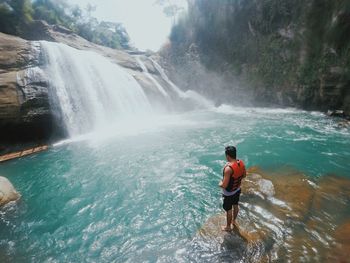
[0,176,20,206]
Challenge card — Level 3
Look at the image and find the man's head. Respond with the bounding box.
[225,146,237,161]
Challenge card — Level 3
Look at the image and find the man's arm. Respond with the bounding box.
[219,167,232,188]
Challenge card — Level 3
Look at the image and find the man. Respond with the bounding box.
[219,146,246,231]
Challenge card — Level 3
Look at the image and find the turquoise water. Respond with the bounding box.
[0,107,349,262]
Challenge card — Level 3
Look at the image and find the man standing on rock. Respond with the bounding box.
[219,146,246,231]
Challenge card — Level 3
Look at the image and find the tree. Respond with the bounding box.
[155,0,185,25]
[0,0,130,50]
[0,0,33,34]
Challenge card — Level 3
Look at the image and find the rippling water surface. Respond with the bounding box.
[0,107,349,262]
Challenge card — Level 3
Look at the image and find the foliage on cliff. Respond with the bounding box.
[164,0,350,111]
[0,0,130,49]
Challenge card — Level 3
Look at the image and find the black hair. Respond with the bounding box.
[225,146,236,159]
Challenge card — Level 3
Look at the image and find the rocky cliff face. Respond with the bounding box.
[0,33,53,151]
[0,21,162,152]
[162,0,350,116]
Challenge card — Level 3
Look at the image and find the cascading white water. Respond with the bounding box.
[41,41,152,137]
[149,58,214,108]
[136,56,213,109]
[135,56,169,97]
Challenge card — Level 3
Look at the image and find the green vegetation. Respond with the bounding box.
[0,0,130,49]
[0,0,33,35]
[166,0,350,110]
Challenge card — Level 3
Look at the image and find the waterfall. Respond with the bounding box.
[149,58,214,108]
[136,56,213,109]
[40,41,214,140]
[41,41,152,137]
[135,56,169,97]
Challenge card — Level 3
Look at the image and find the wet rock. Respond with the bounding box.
[199,167,350,261]
[327,109,346,118]
[258,179,275,197]
[0,33,57,148]
[333,222,350,261]
[196,213,269,262]
[281,227,325,262]
[245,167,315,220]
[0,176,21,206]
[313,174,350,213]
[198,213,264,244]
[277,174,350,262]
[307,174,350,236]
[241,172,275,199]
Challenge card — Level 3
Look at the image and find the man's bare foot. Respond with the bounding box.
[232,221,239,229]
[221,226,232,232]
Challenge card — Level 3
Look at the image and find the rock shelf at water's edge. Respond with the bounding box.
[196,167,350,262]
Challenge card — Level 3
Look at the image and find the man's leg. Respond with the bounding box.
[232,205,239,227]
[232,190,241,227]
[222,208,232,231]
[222,196,232,231]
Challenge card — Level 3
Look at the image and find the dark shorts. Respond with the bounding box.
[222,189,241,211]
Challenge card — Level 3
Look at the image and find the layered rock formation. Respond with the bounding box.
[0,33,52,151]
